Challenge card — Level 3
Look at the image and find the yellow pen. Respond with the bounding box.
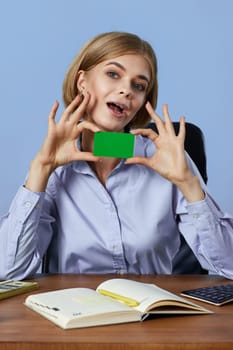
[98,289,140,307]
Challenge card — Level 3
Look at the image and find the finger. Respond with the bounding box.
[77,120,101,133]
[71,91,91,124]
[145,102,166,134]
[130,128,159,143]
[162,104,175,134]
[125,155,150,167]
[74,151,100,163]
[48,100,59,125]
[177,116,186,141]
[62,94,83,120]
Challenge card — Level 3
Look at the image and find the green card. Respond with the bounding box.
[93,132,135,158]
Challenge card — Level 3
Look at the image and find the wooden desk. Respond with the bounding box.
[0,274,233,350]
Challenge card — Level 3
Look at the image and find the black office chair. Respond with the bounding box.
[147,121,208,273]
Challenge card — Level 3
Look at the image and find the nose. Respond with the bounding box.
[119,89,132,99]
[119,80,133,98]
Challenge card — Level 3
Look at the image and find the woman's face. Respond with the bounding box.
[78,54,151,131]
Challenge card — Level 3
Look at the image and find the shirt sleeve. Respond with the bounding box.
[0,185,54,280]
[178,193,233,279]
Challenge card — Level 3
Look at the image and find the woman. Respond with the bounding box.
[0,31,233,280]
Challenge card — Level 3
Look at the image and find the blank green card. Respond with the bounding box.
[93,132,135,158]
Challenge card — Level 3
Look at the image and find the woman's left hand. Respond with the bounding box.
[125,102,205,202]
[126,102,191,184]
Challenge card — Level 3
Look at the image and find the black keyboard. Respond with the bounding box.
[181,283,233,306]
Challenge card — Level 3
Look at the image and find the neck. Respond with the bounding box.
[90,157,121,186]
[81,130,121,186]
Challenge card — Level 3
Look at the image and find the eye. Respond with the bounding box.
[107,71,119,79]
[133,82,146,92]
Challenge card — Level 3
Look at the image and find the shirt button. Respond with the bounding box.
[112,245,119,252]
[192,213,200,219]
[24,201,32,209]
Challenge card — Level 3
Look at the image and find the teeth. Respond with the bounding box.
[116,103,125,111]
[108,102,124,112]
[116,104,123,111]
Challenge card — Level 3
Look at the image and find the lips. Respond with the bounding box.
[107,102,129,117]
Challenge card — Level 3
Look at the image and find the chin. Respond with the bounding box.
[95,121,124,132]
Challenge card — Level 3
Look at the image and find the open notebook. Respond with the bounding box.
[24,278,212,329]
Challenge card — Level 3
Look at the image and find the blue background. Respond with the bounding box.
[0,0,232,214]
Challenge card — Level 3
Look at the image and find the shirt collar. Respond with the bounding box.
[72,135,148,174]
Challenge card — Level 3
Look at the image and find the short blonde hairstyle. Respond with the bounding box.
[63,31,158,128]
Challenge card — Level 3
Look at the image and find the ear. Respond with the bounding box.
[76,70,87,94]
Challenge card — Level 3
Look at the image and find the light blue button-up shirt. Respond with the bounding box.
[1,135,233,280]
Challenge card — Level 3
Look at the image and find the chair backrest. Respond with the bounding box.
[147,121,208,274]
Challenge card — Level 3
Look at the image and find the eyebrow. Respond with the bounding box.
[105,61,150,84]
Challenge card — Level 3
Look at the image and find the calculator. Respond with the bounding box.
[181,283,233,306]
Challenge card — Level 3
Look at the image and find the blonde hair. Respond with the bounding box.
[63,31,158,128]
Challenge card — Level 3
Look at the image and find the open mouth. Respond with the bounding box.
[107,102,126,115]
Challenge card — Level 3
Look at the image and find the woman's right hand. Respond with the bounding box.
[25,92,100,192]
